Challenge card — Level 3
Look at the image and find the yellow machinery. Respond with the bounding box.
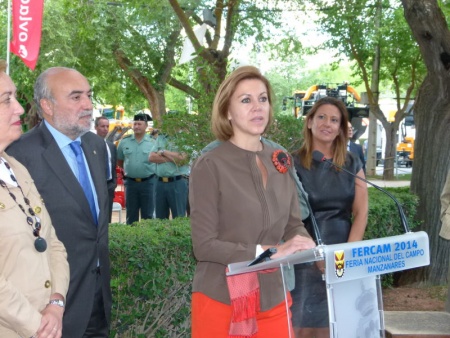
[97,105,133,142]
[397,136,414,167]
[282,83,369,120]
[282,83,370,141]
[388,109,415,167]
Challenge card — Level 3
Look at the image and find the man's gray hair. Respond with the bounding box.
[34,67,74,118]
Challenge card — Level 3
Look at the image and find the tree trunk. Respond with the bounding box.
[382,121,397,180]
[113,48,161,122]
[366,113,378,176]
[168,0,234,114]
[366,0,382,177]
[400,0,450,285]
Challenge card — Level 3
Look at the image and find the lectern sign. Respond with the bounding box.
[226,231,430,338]
[323,231,430,284]
[323,231,430,337]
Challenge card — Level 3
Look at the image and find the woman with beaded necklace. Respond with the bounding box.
[0,60,69,338]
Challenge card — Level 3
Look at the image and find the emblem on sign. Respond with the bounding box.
[334,250,345,278]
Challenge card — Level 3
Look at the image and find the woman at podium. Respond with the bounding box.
[189,66,315,338]
[290,97,368,338]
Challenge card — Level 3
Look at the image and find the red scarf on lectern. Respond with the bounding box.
[226,268,260,337]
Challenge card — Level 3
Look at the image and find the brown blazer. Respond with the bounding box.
[189,141,310,311]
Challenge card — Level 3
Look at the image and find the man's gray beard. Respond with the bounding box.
[52,112,92,139]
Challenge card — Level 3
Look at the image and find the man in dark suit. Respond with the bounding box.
[348,122,366,174]
[7,67,111,337]
[95,116,117,222]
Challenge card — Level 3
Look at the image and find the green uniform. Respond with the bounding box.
[117,134,156,178]
[152,134,188,219]
[153,134,189,177]
[117,134,156,224]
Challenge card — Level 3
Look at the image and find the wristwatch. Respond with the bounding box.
[49,299,65,308]
[159,150,165,156]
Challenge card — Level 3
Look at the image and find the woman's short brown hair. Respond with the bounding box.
[211,65,274,141]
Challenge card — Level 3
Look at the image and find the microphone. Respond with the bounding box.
[312,150,411,234]
[247,247,277,266]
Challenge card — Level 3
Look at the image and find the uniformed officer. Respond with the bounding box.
[117,113,156,224]
[149,133,189,219]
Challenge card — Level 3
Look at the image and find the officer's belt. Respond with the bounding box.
[158,175,184,183]
[124,175,155,182]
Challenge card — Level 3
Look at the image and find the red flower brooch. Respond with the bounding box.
[272,150,291,174]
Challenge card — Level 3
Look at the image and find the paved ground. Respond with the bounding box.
[369,179,410,188]
[111,204,125,224]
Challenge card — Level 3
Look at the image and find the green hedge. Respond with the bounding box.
[109,219,194,337]
[109,187,419,337]
[364,187,419,239]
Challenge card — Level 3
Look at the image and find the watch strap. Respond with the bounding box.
[49,299,65,308]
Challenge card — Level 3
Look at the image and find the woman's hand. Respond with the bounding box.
[269,235,316,259]
[35,303,64,338]
[315,260,325,274]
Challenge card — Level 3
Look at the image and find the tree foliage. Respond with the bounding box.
[166,0,297,118]
[299,0,425,179]
[3,0,310,128]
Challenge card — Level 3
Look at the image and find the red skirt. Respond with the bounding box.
[191,292,294,338]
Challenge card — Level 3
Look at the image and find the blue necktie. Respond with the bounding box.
[70,141,98,225]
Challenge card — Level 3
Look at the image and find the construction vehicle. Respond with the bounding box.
[98,105,125,123]
[96,105,133,142]
[397,136,414,167]
[282,83,370,139]
[386,107,415,167]
[396,110,415,167]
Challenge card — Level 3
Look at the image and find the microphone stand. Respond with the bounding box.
[313,150,411,234]
[305,196,324,246]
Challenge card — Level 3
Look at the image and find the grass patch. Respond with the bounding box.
[428,285,448,302]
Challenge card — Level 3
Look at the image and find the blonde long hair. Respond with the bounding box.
[294,97,349,169]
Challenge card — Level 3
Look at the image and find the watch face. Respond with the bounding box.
[50,299,65,307]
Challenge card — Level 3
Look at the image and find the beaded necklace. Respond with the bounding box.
[0,159,47,252]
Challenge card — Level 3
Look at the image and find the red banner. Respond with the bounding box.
[10,0,44,70]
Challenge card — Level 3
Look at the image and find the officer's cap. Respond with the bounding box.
[133,113,152,122]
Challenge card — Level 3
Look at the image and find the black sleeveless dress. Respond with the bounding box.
[290,152,362,328]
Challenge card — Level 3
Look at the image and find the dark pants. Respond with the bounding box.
[107,186,115,223]
[83,272,109,337]
[124,177,155,224]
[155,177,188,219]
